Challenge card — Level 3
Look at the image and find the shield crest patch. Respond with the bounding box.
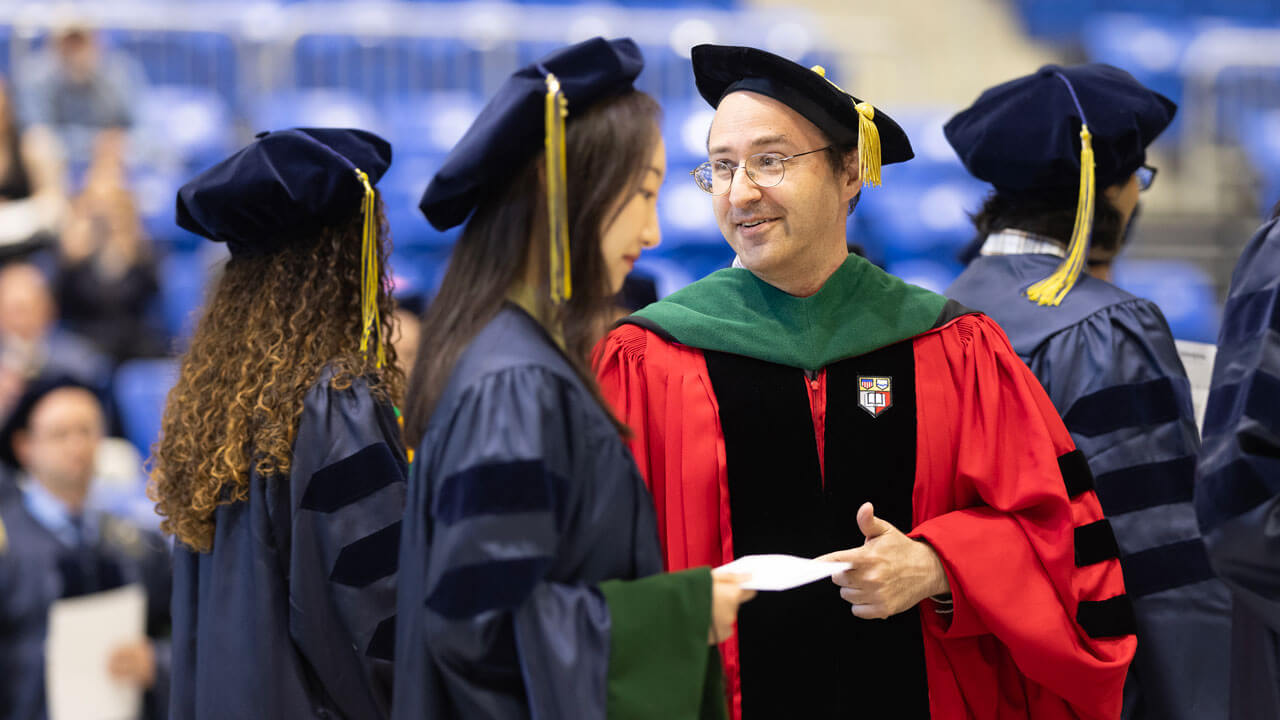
[858,376,893,417]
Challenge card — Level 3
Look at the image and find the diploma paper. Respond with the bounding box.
[717,554,852,591]
[1175,339,1217,433]
[45,583,146,720]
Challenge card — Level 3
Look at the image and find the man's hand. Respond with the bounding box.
[818,502,950,620]
[107,640,156,689]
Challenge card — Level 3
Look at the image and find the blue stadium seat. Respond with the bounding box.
[1214,64,1280,144]
[379,150,454,248]
[657,174,720,247]
[1013,0,1101,41]
[250,88,382,134]
[130,167,187,249]
[293,34,485,100]
[662,99,715,165]
[645,243,733,290]
[383,90,483,154]
[134,84,235,174]
[884,258,963,295]
[0,27,10,77]
[1081,14,1195,116]
[1238,108,1280,212]
[105,29,237,105]
[857,176,988,265]
[1113,258,1220,342]
[113,357,180,456]
[159,246,223,340]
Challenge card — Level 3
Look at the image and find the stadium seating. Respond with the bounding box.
[113,357,181,455]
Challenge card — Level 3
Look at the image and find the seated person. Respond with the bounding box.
[0,76,67,261]
[0,262,111,394]
[0,376,171,720]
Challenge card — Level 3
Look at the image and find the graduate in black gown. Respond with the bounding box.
[149,128,407,720]
[0,377,171,720]
[393,37,753,720]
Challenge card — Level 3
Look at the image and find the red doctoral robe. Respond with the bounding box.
[596,309,1135,720]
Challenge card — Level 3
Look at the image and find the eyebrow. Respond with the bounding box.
[707,133,790,157]
[644,165,663,177]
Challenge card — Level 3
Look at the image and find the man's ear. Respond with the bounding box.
[12,429,30,469]
[843,148,862,208]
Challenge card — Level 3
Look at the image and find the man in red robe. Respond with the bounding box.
[595,44,1135,720]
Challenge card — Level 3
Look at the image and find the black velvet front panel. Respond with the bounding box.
[705,339,928,719]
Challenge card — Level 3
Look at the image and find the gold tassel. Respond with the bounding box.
[0,515,7,554]
[855,103,882,188]
[354,168,385,368]
[544,74,571,304]
[1025,124,1095,306]
[810,65,881,187]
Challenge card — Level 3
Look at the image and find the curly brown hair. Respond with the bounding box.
[148,198,403,552]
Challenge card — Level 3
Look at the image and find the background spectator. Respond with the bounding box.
[0,377,170,720]
[56,143,165,364]
[16,15,145,167]
[0,76,67,261]
[0,262,110,395]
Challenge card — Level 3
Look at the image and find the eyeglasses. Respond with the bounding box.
[1137,164,1157,192]
[690,146,831,196]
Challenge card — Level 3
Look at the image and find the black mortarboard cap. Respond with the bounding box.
[944,63,1176,195]
[420,37,644,232]
[691,44,913,184]
[176,127,392,258]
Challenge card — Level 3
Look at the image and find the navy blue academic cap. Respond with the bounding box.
[944,64,1176,194]
[420,37,644,231]
[176,128,392,257]
[691,44,913,166]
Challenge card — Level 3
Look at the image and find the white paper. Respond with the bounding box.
[45,583,146,720]
[1175,339,1217,433]
[716,554,851,591]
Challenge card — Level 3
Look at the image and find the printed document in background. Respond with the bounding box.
[45,583,146,720]
[1175,340,1217,433]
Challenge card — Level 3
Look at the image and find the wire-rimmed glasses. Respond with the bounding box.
[690,146,831,196]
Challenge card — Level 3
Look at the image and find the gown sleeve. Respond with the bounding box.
[282,376,409,718]
[1197,216,1280,630]
[911,313,1136,720]
[1028,298,1229,718]
[414,366,720,720]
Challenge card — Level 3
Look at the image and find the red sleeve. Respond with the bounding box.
[594,324,730,572]
[910,314,1135,720]
[594,324,744,720]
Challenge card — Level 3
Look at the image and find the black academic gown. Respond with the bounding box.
[0,492,172,720]
[169,370,407,720]
[393,305,721,720]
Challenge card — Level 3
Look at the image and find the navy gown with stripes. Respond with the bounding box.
[1196,214,1280,719]
[948,250,1231,720]
[393,305,687,720]
[169,370,407,720]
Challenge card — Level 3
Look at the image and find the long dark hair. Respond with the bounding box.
[149,199,402,552]
[402,89,662,447]
[961,188,1125,264]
